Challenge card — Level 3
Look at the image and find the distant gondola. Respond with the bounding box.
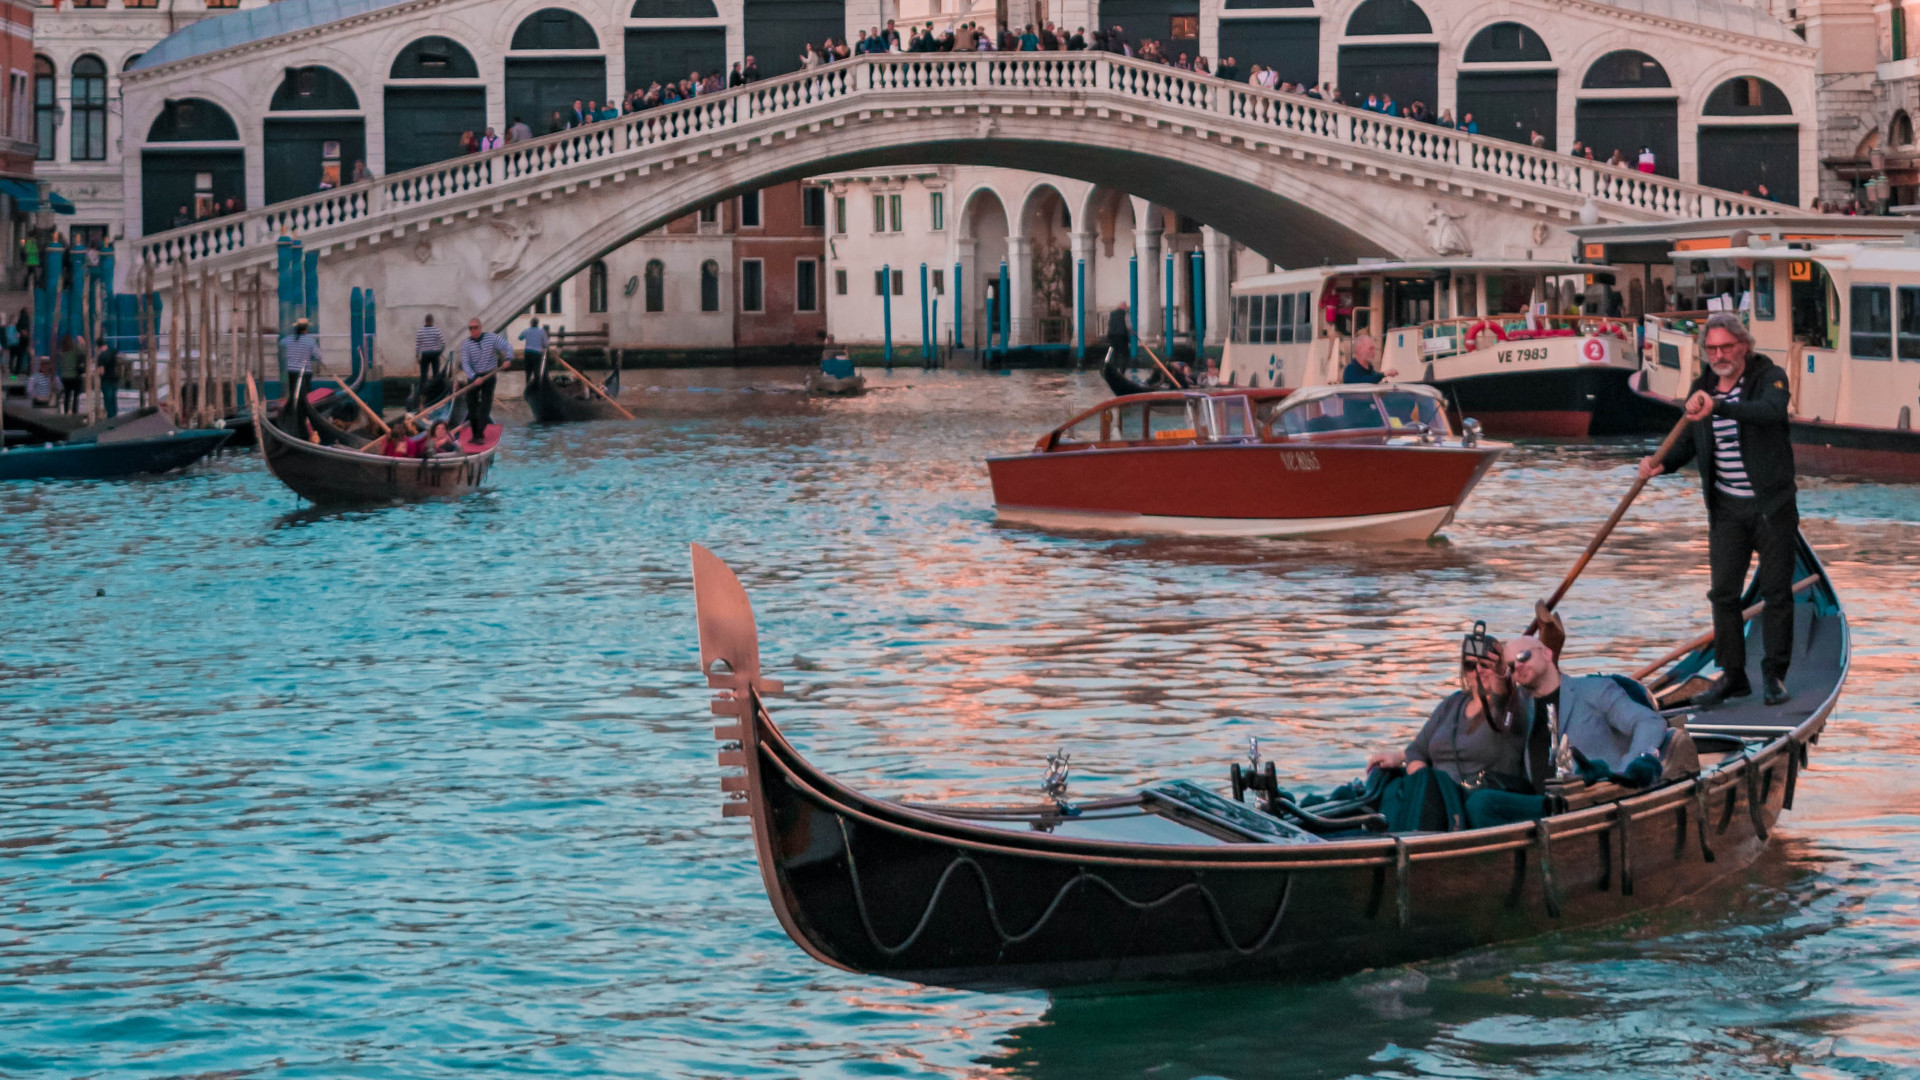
[690,538,1847,992]
[1101,349,1185,397]
[250,382,499,505]
[0,406,230,481]
[524,352,627,423]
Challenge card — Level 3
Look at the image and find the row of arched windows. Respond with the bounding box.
[32,54,126,162]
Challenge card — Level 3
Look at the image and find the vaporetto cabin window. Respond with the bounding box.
[1899,286,1920,361]
[1231,291,1312,344]
[1850,285,1893,360]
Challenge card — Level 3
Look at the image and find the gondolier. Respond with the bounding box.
[414,315,446,387]
[519,318,548,378]
[1637,312,1798,708]
[1106,302,1131,358]
[458,318,512,433]
[282,318,320,402]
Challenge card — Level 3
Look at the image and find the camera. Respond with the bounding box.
[1461,619,1495,662]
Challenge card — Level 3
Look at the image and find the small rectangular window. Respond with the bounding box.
[1278,293,1295,344]
[1751,261,1775,321]
[1851,285,1892,359]
[1261,295,1280,345]
[835,268,848,296]
[740,190,761,228]
[1899,286,1920,361]
[873,194,886,232]
[892,269,904,296]
[875,269,887,296]
[930,192,945,231]
[834,195,846,234]
[699,203,717,224]
[1232,295,1248,343]
[741,259,764,312]
[931,269,944,295]
[802,187,825,228]
[1295,291,1313,341]
[889,194,903,234]
[796,259,818,312]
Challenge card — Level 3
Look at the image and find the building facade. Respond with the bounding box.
[0,0,38,284]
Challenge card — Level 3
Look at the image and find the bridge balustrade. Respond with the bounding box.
[130,51,1784,281]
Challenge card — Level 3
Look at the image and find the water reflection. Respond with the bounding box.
[0,368,1917,1079]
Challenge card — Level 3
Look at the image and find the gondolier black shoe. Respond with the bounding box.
[1764,675,1790,707]
[1692,676,1752,710]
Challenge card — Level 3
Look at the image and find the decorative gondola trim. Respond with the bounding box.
[1534,820,1562,919]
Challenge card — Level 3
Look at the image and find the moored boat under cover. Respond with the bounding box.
[689,536,1847,992]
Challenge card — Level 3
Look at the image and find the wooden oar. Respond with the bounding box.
[318,362,391,437]
[1631,574,1818,682]
[1525,412,1693,635]
[1137,344,1184,389]
[549,352,635,420]
[397,368,498,429]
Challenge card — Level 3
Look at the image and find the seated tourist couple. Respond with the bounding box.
[1356,622,1672,831]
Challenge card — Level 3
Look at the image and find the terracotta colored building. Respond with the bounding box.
[1,0,38,285]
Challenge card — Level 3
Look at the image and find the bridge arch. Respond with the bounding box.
[386,37,488,173]
[1575,48,1677,176]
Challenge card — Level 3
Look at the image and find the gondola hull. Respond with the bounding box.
[805,371,868,397]
[255,406,499,505]
[690,536,1846,992]
[0,427,231,481]
[525,373,627,423]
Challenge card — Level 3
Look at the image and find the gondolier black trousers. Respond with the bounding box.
[418,349,442,386]
[1707,491,1797,684]
[467,376,497,434]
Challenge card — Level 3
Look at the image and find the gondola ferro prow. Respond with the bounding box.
[691,544,783,819]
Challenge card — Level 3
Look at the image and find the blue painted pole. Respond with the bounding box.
[1075,257,1086,364]
[1128,254,1138,360]
[365,290,377,399]
[1190,250,1205,354]
[35,243,61,359]
[98,244,116,348]
[302,249,320,328]
[952,262,964,349]
[350,287,365,384]
[931,297,939,369]
[881,262,893,372]
[919,262,930,363]
[997,259,1010,358]
[275,236,298,334]
[1163,251,1175,359]
[66,246,85,343]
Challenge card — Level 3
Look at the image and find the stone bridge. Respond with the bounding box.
[125,52,1782,367]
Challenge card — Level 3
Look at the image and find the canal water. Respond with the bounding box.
[2,368,1917,1079]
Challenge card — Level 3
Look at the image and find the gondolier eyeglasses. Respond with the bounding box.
[1702,343,1743,354]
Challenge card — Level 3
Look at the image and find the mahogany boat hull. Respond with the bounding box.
[986,442,1502,541]
[690,533,1846,993]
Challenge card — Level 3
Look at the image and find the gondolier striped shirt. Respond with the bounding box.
[1711,384,1755,498]
[459,332,512,378]
[415,324,446,355]
[282,333,321,373]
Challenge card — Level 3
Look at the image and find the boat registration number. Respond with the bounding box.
[1280,450,1320,472]
[1496,347,1549,364]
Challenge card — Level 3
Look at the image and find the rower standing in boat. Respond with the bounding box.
[457,318,512,434]
[1637,312,1798,708]
[282,318,320,404]
[414,314,446,389]
[1106,301,1131,359]
[519,318,548,380]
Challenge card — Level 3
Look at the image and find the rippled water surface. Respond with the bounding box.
[3,368,1919,1079]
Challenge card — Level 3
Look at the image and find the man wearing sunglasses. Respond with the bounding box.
[1637,312,1797,709]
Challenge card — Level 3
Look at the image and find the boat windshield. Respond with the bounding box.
[1269,391,1388,437]
[1379,390,1448,434]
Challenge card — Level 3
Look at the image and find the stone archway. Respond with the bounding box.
[1016,184,1072,345]
[958,187,1011,352]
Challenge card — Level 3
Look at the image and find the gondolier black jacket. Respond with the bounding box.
[1655,352,1797,517]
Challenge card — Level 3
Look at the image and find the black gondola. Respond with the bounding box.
[250,378,499,505]
[690,540,1847,992]
[524,353,626,423]
[1101,349,1185,397]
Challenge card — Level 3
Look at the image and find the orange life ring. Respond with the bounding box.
[1464,320,1507,347]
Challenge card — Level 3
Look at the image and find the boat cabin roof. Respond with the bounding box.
[1666,238,1920,274]
[1233,258,1600,293]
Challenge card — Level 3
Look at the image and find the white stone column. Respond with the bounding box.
[1006,234,1032,345]
[1070,228,1096,357]
[1135,223,1162,348]
[1203,226,1230,349]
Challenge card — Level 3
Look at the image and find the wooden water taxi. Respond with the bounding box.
[689,535,1846,992]
[986,384,1504,541]
[1221,259,1668,438]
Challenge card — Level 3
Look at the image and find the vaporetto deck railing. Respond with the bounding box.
[133,52,1783,276]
